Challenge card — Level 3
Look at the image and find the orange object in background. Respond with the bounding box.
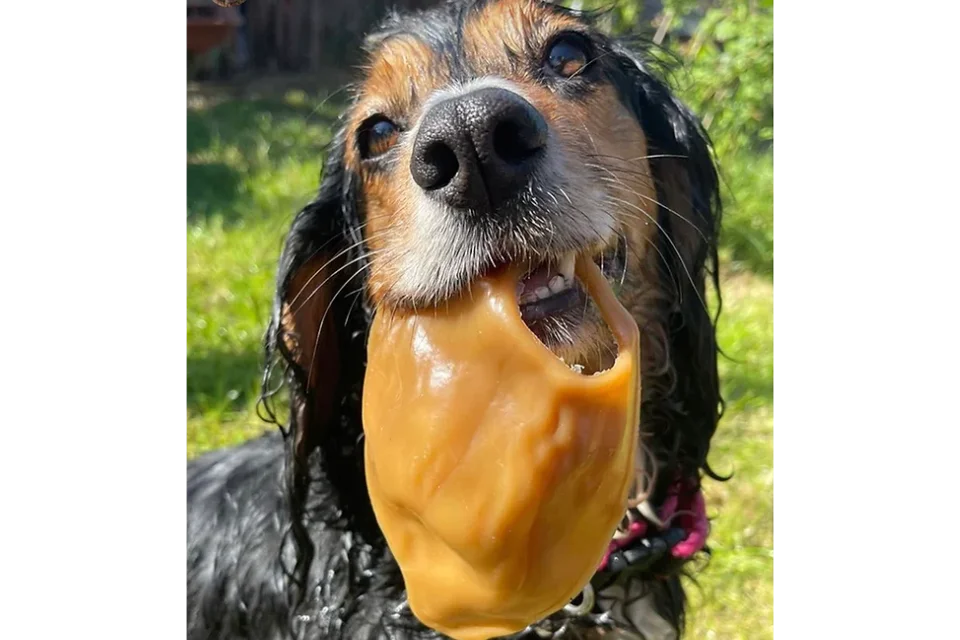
[363,258,641,640]
[187,0,243,56]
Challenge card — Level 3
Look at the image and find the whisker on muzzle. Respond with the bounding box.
[307,261,374,388]
[587,161,711,245]
[602,193,710,317]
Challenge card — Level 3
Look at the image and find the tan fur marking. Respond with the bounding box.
[463,0,582,78]
[357,169,410,304]
[342,36,453,303]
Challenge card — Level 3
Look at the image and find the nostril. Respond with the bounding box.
[420,141,459,191]
[493,119,545,166]
[412,89,549,208]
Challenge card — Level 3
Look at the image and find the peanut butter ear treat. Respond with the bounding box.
[363,257,641,640]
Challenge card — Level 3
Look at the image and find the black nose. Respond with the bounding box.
[410,87,548,212]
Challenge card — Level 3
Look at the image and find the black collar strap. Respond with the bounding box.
[593,526,687,582]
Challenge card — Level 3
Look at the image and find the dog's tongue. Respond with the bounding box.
[362,258,641,640]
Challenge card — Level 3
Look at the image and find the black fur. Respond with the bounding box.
[604,42,725,492]
[187,2,723,638]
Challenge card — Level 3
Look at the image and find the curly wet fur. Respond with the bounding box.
[187,2,723,639]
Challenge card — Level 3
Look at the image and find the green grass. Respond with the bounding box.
[687,272,772,639]
[187,90,773,639]
[187,87,341,457]
[718,151,774,276]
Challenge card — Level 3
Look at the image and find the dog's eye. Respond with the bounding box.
[543,33,591,78]
[358,116,400,160]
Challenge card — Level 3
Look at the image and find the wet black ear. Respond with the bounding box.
[607,46,724,482]
[258,124,372,610]
[264,126,368,459]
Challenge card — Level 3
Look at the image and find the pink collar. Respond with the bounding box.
[598,480,709,571]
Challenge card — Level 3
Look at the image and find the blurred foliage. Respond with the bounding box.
[659,0,773,159]
[577,0,773,156]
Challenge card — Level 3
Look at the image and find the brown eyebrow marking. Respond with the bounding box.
[354,168,406,303]
[462,0,584,78]
[360,35,451,111]
[344,34,451,170]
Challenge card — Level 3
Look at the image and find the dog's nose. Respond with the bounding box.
[411,87,548,213]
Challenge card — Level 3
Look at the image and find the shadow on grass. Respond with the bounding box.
[187,349,264,416]
[187,98,336,155]
[187,162,244,222]
[187,96,342,226]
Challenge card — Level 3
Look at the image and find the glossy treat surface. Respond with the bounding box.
[363,258,641,640]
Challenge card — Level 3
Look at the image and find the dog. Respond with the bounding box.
[187,1,724,638]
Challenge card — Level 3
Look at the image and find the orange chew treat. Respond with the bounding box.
[362,257,640,640]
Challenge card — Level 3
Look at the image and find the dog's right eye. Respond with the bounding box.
[543,32,592,79]
[358,116,400,160]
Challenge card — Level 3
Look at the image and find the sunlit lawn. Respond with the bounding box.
[187,87,772,639]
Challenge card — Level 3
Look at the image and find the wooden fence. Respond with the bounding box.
[240,0,438,72]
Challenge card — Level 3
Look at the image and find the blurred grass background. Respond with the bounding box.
[187,1,772,638]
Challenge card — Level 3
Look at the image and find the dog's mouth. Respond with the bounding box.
[514,241,710,573]
[513,237,626,352]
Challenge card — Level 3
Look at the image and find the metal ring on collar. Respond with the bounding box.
[563,583,595,617]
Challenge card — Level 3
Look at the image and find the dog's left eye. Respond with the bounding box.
[358,116,400,160]
[543,33,591,78]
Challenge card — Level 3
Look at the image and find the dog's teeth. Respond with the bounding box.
[535,286,551,300]
[548,275,566,293]
[558,252,576,281]
[516,281,526,297]
[638,500,665,528]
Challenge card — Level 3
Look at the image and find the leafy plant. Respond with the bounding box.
[659,0,773,159]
